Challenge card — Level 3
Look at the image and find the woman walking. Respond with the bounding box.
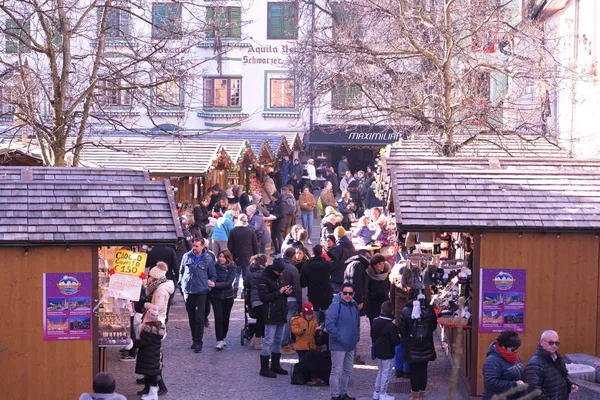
[365,255,391,325]
[244,254,268,349]
[482,330,525,400]
[209,250,236,350]
[212,210,234,255]
[247,205,271,254]
[227,214,259,297]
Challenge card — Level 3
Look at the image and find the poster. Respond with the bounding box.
[106,272,142,301]
[43,273,93,341]
[113,249,147,276]
[480,269,526,333]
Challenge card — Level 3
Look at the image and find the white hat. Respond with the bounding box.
[149,262,168,279]
[307,158,314,164]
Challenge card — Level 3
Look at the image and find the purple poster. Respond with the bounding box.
[43,272,93,341]
[479,269,526,334]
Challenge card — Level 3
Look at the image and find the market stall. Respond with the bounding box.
[0,166,181,400]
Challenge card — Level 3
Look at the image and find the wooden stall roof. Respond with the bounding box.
[390,167,600,232]
[277,132,304,152]
[0,148,44,166]
[76,136,249,175]
[385,156,600,171]
[215,132,292,157]
[198,133,275,163]
[0,166,182,245]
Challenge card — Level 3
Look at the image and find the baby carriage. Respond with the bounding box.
[240,287,257,345]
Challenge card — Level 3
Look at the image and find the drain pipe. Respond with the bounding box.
[569,0,580,157]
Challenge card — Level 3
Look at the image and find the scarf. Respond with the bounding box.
[495,342,518,365]
[147,276,168,297]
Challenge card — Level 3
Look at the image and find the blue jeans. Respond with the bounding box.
[282,299,298,346]
[300,211,313,238]
[260,243,266,254]
[261,323,284,356]
[394,342,411,374]
[233,265,250,291]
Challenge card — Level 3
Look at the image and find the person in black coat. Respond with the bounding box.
[300,245,333,323]
[366,255,391,324]
[482,330,525,400]
[207,184,222,211]
[257,259,293,378]
[343,250,371,316]
[328,229,356,293]
[371,301,401,400]
[524,330,578,399]
[398,297,438,396]
[209,250,236,350]
[269,192,285,256]
[192,196,211,238]
[292,159,304,184]
[227,214,259,296]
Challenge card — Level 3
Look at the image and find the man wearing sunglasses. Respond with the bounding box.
[524,330,578,398]
[325,282,360,400]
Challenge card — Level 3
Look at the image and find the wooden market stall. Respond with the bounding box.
[0,166,181,400]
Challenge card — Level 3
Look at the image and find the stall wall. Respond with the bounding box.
[475,233,600,395]
[1,246,94,400]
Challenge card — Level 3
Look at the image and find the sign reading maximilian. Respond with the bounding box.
[479,269,526,333]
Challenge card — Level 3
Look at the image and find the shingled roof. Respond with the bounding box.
[197,133,275,163]
[0,166,182,245]
[390,168,600,232]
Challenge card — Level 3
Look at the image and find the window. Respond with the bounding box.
[331,2,360,40]
[331,82,361,109]
[269,79,294,108]
[97,78,132,106]
[6,19,31,53]
[156,80,183,107]
[464,71,491,101]
[267,3,297,40]
[152,3,182,39]
[206,7,241,39]
[0,87,16,115]
[204,77,241,108]
[97,6,131,38]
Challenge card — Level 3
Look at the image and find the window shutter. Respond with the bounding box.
[214,7,227,36]
[153,4,165,38]
[166,4,182,38]
[120,10,131,38]
[204,78,214,107]
[206,7,214,38]
[229,7,242,38]
[283,3,297,39]
[268,4,284,38]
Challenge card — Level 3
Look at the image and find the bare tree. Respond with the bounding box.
[290,0,578,155]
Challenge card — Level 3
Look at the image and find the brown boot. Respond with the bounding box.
[353,354,365,365]
[410,392,420,400]
[280,344,295,354]
[254,337,263,350]
[249,335,256,348]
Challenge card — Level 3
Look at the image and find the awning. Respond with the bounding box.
[307,125,407,147]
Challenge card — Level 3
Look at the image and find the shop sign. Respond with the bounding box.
[479,269,526,333]
[43,272,93,341]
[309,125,407,146]
[113,250,147,276]
[107,272,142,301]
[242,44,289,65]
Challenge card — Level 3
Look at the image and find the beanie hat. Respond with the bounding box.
[211,184,221,192]
[334,226,346,238]
[251,193,262,204]
[149,262,168,279]
[246,205,256,215]
[225,188,234,199]
[301,301,314,316]
[271,257,286,273]
[144,305,160,323]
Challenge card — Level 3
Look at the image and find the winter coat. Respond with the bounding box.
[319,188,338,210]
[340,176,353,194]
[329,235,356,286]
[524,346,573,400]
[208,192,222,211]
[79,393,127,400]
[212,213,234,242]
[146,246,180,283]
[178,249,217,294]
[321,221,336,240]
[257,265,288,324]
[326,173,340,195]
[307,164,317,180]
[292,163,304,181]
[354,225,376,246]
[299,192,316,211]
[343,255,370,310]
[291,315,319,351]
[398,300,437,364]
[212,263,236,300]
[370,313,401,360]
[238,192,250,211]
[281,232,296,254]
[300,256,334,311]
[366,263,391,322]
[282,159,293,180]
[263,177,278,203]
[281,257,302,306]
[325,293,360,351]
[482,342,525,400]
[338,198,356,216]
[177,226,194,265]
[145,279,175,324]
[270,198,286,233]
[389,263,416,322]
[249,211,271,246]
[245,263,264,307]
[338,160,349,178]
[133,324,165,377]
[365,185,383,209]
[227,225,259,267]
[193,204,210,229]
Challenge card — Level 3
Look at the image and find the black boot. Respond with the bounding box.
[260,355,276,378]
[270,352,288,375]
[157,375,168,396]
[137,377,150,395]
[136,377,145,385]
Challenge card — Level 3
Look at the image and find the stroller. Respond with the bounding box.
[240,287,257,345]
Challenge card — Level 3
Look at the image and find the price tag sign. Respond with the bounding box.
[107,273,142,301]
[113,250,147,276]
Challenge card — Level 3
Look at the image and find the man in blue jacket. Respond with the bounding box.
[326,282,360,400]
[178,237,217,353]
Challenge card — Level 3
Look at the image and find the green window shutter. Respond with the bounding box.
[120,10,131,38]
[229,7,241,38]
[6,19,30,53]
[166,4,182,38]
[153,4,166,38]
[282,3,297,39]
[268,4,284,39]
[206,7,214,38]
[214,7,227,35]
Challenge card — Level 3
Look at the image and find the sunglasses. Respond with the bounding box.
[342,291,354,296]
[543,339,560,346]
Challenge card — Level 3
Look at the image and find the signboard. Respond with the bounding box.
[43,272,93,341]
[479,269,526,333]
[98,312,131,346]
[113,250,147,276]
[308,125,408,146]
[107,272,142,301]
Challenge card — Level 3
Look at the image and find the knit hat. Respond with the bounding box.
[334,226,346,238]
[149,262,168,279]
[301,301,314,316]
[246,205,257,214]
[251,193,262,204]
[210,184,221,192]
[225,188,234,199]
[144,305,160,322]
[271,257,286,273]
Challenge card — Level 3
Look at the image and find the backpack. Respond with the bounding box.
[284,196,296,216]
[291,362,309,385]
[409,317,428,341]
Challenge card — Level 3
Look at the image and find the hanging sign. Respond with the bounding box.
[107,272,142,301]
[43,272,93,341]
[113,250,147,276]
[479,269,526,333]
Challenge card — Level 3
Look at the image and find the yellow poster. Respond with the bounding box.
[113,250,147,276]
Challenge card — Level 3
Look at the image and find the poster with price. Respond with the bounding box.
[107,272,142,301]
[113,250,147,276]
[479,269,526,333]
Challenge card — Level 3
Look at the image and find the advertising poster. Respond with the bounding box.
[480,269,526,333]
[43,272,93,341]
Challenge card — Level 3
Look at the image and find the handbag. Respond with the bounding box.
[291,362,309,385]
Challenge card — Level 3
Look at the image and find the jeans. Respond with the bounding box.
[261,323,284,356]
[394,342,411,374]
[375,358,394,395]
[301,211,313,238]
[330,350,355,397]
[183,292,208,344]
[234,265,250,291]
[410,362,428,392]
[260,243,266,254]
[211,297,234,341]
[282,299,298,346]
[212,240,227,256]
[314,309,326,325]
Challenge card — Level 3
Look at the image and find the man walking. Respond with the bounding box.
[326,282,360,400]
[178,237,217,353]
[524,330,578,398]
